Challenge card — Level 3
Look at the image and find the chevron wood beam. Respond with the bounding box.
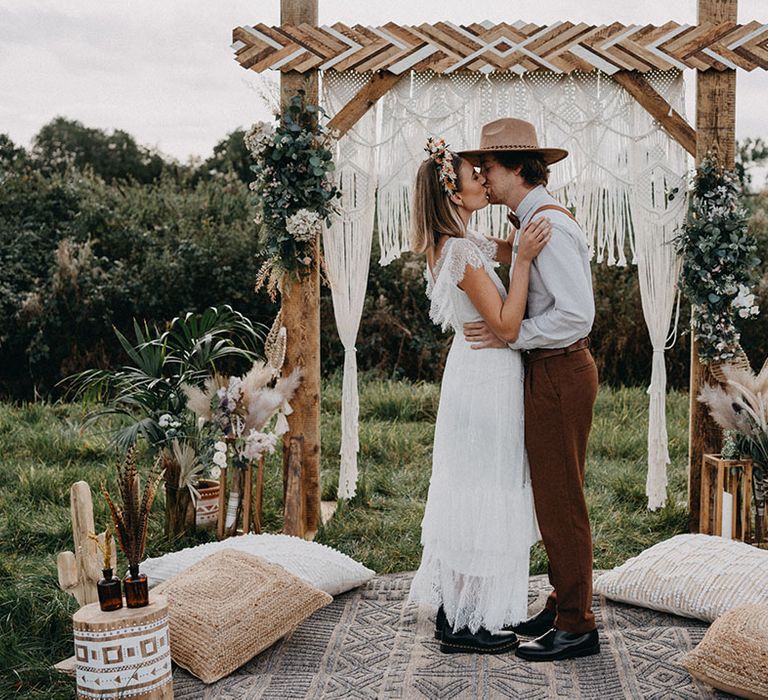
[612,71,697,157]
[327,71,403,137]
[232,20,768,75]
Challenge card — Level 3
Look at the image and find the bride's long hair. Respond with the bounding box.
[409,155,466,255]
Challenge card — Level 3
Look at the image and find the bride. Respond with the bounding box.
[407,137,550,655]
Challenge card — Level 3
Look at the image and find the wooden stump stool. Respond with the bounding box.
[72,594,173,699]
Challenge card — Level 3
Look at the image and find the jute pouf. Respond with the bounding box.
[155,549,332,684]
[73,594,172,699]
[682,603,768,700]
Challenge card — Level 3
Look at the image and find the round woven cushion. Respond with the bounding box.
[682,603,768,700]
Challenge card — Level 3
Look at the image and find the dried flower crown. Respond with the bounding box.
[425,137,458,194]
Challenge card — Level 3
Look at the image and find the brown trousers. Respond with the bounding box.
[524,346,598,634]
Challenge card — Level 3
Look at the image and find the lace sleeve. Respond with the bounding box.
[465,230,498,261]
[427,238,485,331]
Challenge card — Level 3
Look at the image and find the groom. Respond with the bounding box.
[459,118,599,662]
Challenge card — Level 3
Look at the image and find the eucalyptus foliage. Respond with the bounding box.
[245,90,340,294]
[675,157,761,362]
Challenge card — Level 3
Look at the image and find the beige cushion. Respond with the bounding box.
[593,534,768,622]
[154,549,332,683]
[682,604,768,700]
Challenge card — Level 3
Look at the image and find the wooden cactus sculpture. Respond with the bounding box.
[57,481,116,607]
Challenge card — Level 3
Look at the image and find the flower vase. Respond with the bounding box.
[195,479,220,529]
[124,565,149,608]
[97,568,123,612]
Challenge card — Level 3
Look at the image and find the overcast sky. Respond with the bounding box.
[1,1,767,161]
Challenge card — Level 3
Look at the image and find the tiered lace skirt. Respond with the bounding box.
[409,335,539,634]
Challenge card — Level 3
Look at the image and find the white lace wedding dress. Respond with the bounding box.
[408,231,540,634]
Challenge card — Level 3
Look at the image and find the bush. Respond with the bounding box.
[0,156,277,398]
[2,122,767,398]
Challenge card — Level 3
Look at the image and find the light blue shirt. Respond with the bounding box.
[509,185,595,350]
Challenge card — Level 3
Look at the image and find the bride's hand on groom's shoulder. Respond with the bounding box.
[518,217,552,262]
[463,321,507,349]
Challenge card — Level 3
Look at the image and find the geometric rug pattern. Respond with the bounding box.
[173,572,736,699]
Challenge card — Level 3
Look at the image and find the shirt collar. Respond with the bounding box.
[515,185,548,223]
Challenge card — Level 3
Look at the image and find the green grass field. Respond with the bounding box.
[0,378,689,698]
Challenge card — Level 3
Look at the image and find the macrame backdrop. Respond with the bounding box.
[322,75,377,499]
[321,69,689,507]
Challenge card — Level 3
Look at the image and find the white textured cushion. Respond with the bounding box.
[594,534,768,622]
[142,533,375,595]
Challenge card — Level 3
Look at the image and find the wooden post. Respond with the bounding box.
[252,454,265,534]
[280,0,321,539]
[284,437,306,537]
[689,0,738,531]
[216,465,227,539]
[242,460,253,534]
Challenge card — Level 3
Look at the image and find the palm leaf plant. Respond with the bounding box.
[64,305,267,538]
[64,306,266,451]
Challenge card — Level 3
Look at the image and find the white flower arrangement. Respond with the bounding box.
[244,121,274,158]
[182,361,302,473]
[246,90,340,294]
[285,208,322,243]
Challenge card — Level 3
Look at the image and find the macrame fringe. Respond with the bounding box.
[323,69,689,506]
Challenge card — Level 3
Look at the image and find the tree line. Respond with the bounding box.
[1,118,766,400]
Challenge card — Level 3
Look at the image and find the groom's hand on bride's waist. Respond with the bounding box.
[463,321,507,349]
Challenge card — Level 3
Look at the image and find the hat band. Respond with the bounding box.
[478,143,544,150]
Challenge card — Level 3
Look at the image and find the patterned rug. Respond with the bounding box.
[173,572,734,699]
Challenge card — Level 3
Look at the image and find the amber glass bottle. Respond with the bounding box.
[97,568,123,611]
[123,565,149,608]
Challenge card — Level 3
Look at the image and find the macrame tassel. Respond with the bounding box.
[646,348,671,510]
[338,348,360,499]
[322,71,377,499]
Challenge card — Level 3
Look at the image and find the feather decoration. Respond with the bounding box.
[182,383,212,421]
[246,388,284,431]
[240,361,276,403]
[88,528,113,570]
[264,312,287,371]
[275,368,302,404]
[101,446,164,570]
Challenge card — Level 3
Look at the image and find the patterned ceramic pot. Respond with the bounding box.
[195,479,220,529]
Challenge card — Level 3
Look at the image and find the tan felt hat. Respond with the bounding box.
[458,117,568,165]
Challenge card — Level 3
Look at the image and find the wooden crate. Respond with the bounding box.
[699,454,753,541]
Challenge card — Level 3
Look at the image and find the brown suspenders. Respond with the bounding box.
[529,204,578,223]
[512,204,578,257]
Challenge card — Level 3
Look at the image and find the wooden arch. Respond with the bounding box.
[234,1,767,537]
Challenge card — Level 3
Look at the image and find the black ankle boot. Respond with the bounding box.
[434,605,447,639]
[440,626,519,655]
